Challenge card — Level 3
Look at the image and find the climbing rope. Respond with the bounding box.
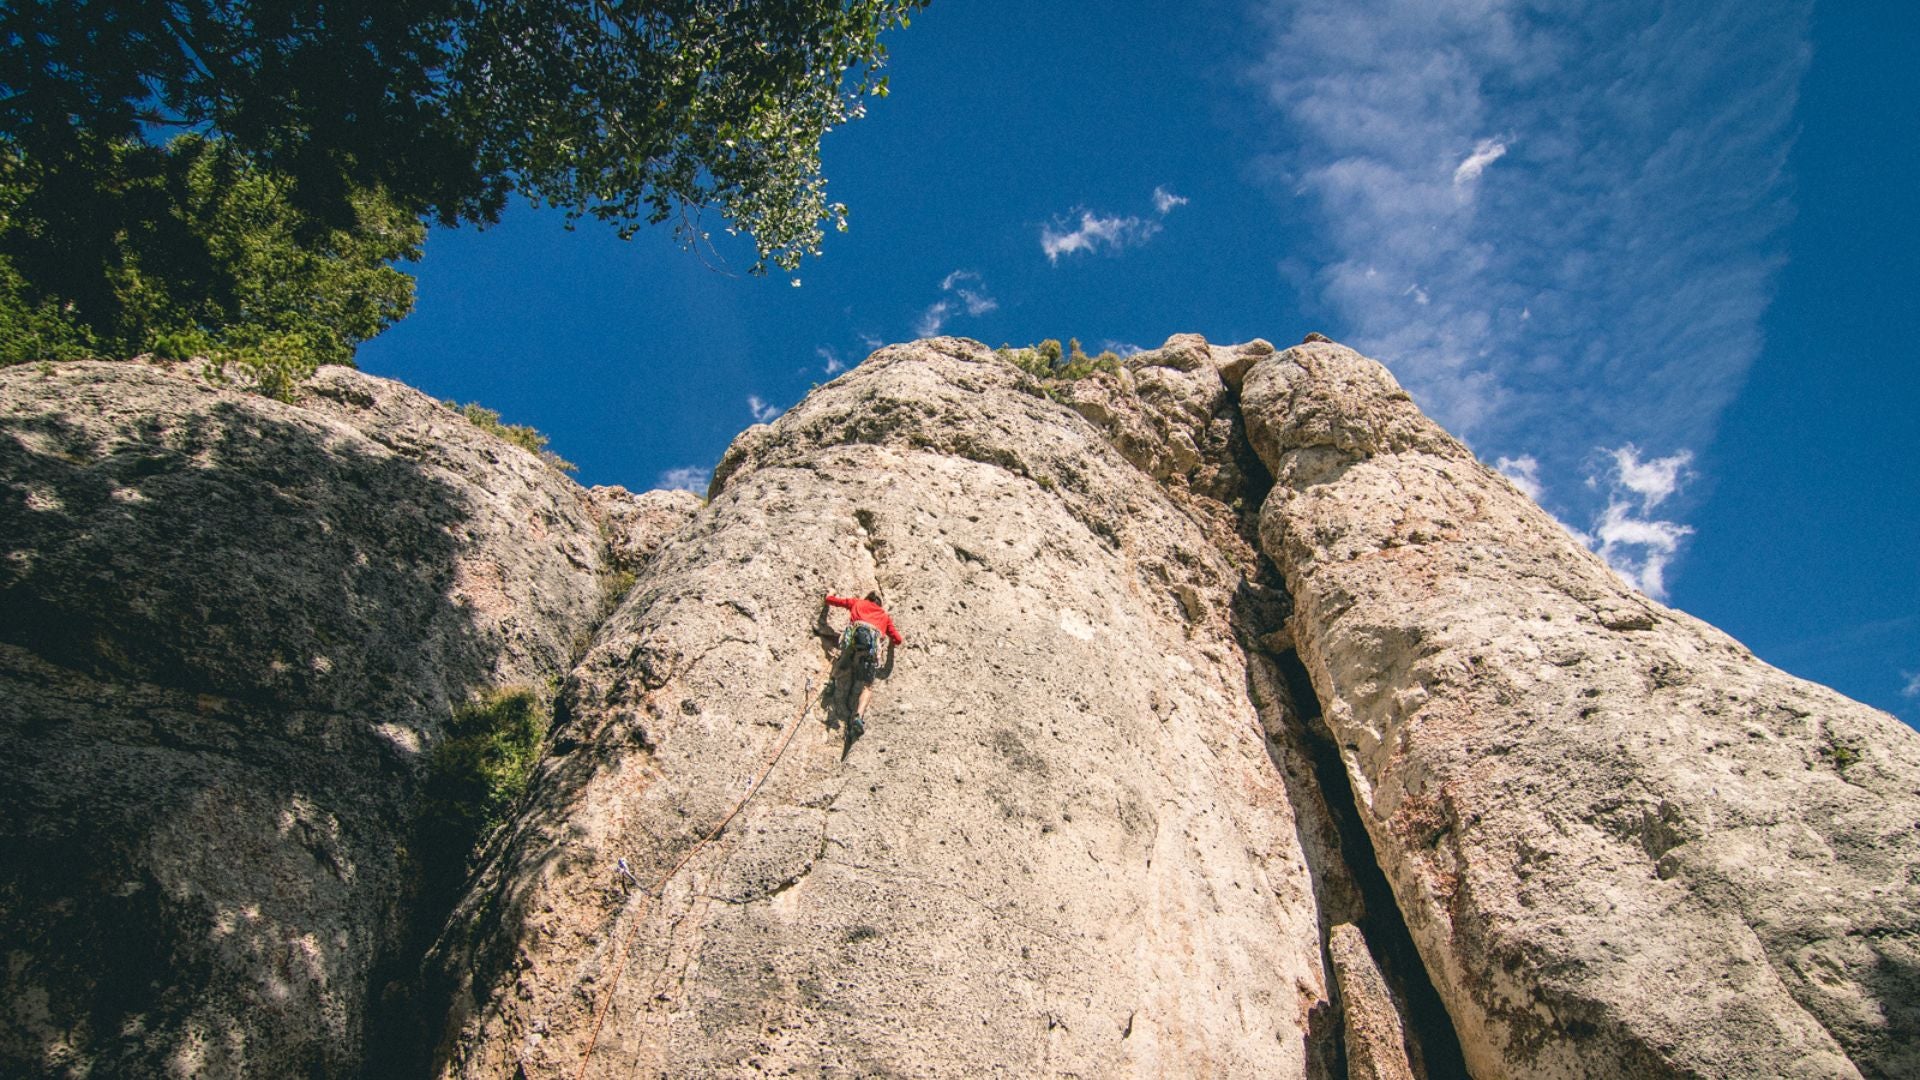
[573,660,827,1079]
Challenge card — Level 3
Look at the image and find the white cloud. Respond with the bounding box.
[1252,0,1810,578]
[1494,454,1543,501]
[1452,138,1509,186]
[1042,186,1192,262]
[1609,445,1693,510]
[1594,501,1693,599]
[1101,340,1145,358]
[858,332,884,349]
[1904,672,1920,699]
[940,270,999,316]
[917,271,998,337]
[1581,443,1696,599]
[914,300,952,338]
[1041,210,1163,263]
[747,395,783,423]
[817,345,846,374]
[655,466,711,493]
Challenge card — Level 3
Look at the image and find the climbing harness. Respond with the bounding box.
[573,661,826,1079]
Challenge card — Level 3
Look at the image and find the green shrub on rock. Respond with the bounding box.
[995,337,1123,383]
[421,687,550,853]
[449,401,579,474]
[0,257,97,365]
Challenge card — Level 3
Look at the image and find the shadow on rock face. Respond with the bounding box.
[0,386,532,1077]
[0,402,481,708]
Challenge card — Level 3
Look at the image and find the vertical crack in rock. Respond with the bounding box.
[1258,643,1469,1080]
[429,339,1334,1077]
[1238,337,1920,1078]
[1055,333,1472,1078]
[364,490,703,1079]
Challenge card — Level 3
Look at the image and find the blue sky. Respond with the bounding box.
[358,0,1918,727]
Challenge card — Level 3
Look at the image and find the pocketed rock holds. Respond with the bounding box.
[1242,338,1920,1079]
[429,338,1330,1078]
[0,360,634,1078]
[8,334,1917,1080]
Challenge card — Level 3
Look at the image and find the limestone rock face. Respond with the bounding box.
[1057,334,1274,506]
[431,339,1330,1078]
[1330,922,1416,1080]
[0,362,623,1077]
[588,486,704,574]
[9,335,1918,1080]
[1243,340,1920,1079]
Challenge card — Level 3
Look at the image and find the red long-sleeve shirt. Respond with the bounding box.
[826,594,904,645]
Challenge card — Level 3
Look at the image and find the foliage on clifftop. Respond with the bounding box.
[0,135,420,397]
[1,0,928,410]
[2,0,925,279]
[447,401,579,475]
[997,337,1124,382]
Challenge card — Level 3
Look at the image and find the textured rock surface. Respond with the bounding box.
[1331,922,1416,1080]
[0,361,621,1077]
[1244,340,1920,1079]
[1055,333,1263,501]
[587,486,704,574]
[431,339,1331,1077]
[10,334,1918,1080]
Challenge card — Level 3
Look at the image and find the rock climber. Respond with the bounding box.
[823,590,903,737]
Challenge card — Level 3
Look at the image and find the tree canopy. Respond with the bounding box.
[0,134,420,393]
[3,0,921,268]
[0,0,923,380]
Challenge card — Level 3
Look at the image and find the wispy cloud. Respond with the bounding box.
[817,345,846,375]
[1101,340,1145,358]
[1494,454,1543,501]
[1605,445,1692,509]
[940,270,999,316]
[656,466,711,493]
[915,301,952,338]
[748,395,783,423]
[1253,0,1811,595]
[1586,445,1695,599]
[1902,671,1920,699]
[1041,211,1163,263]
[1452,138,1508,186]
[917,271,999,337]
[1041,185,1190,264]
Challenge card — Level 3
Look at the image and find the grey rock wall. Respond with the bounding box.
[8,336,1915,1080]
[1242,339,1920,1079]
[0,362,637,1077]
[431,340,1332,1078]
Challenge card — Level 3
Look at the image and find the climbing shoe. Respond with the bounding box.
[850,713,865,737]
